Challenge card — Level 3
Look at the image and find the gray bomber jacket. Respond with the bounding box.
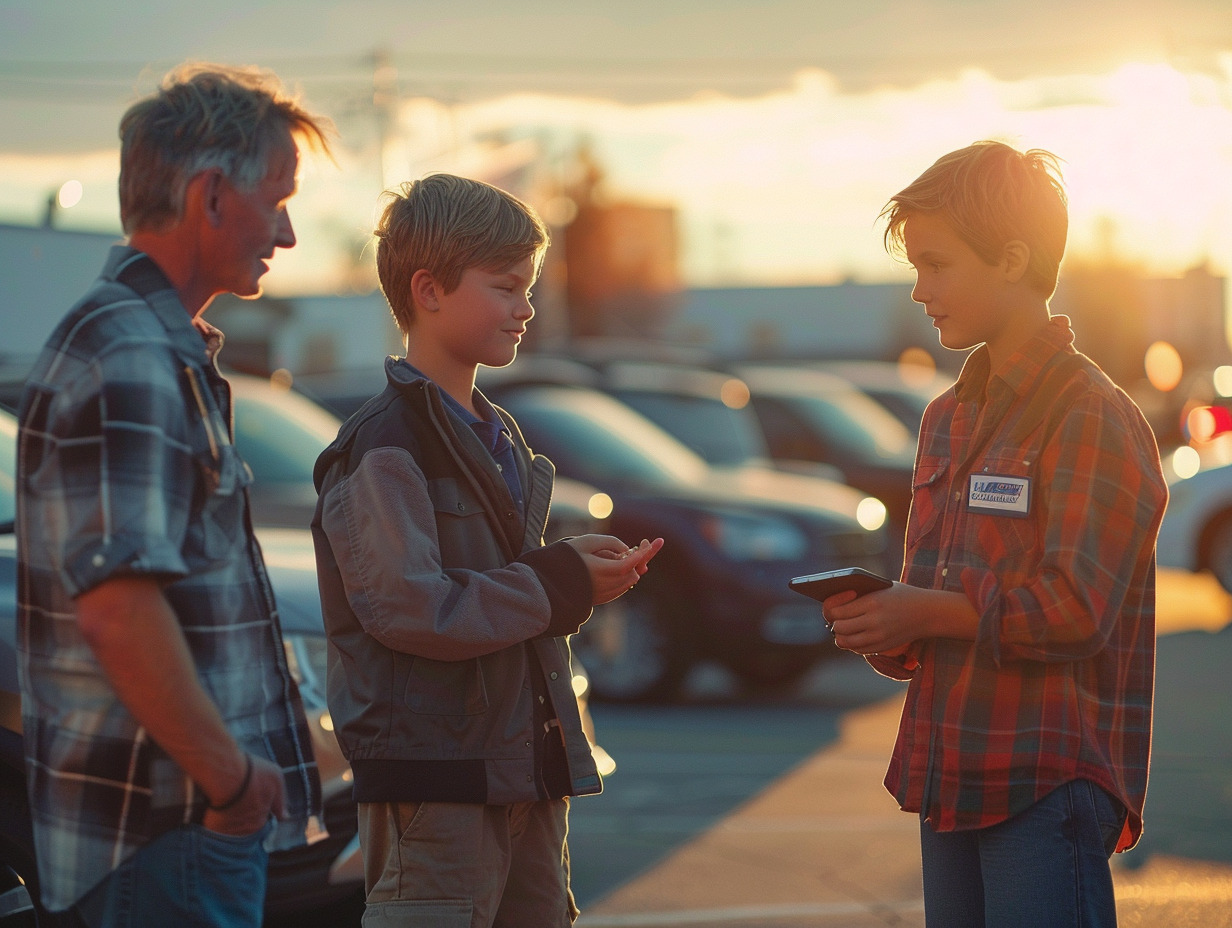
[311,358,602,804]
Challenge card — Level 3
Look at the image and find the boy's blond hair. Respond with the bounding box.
[375,174,550,335]
[881,140,1068,298]
[119,62,332,235]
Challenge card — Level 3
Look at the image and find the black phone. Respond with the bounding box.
[789,567,893,602]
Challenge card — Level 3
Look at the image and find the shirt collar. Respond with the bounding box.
[107,245,226,366]
[954,315,1076,404]
[394,359,511,445]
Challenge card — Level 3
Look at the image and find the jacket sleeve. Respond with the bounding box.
[317,445,592,661]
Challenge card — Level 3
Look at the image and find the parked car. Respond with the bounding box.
[479,381,889,701]
[810,359,953,438]
[1156,459,1232,592]
[732,364,918,549]
[230,373,345,529]
[483,356,887,533]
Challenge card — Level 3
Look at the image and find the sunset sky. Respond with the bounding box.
[1,0,1229,298]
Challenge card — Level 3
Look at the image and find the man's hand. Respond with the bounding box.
[202,752,287,836]
[76,576,286,831]
[565,535,665,605]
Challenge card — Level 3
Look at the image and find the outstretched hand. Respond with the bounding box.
[566,535,665,605]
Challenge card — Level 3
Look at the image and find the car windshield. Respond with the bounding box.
[0,410,14,528]
[613,390,769,467]
[497,386,708,489]
[785,388,915,462]
[232,382,341,484]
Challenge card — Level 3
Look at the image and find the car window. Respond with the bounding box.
[755,387,913,464]
[0,411,14,527]
[232,387,341,485]
[614,391,768,467]
[498,387,708,489]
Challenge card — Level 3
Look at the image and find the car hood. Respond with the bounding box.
[253,528,324,636]
[708,465,880,524]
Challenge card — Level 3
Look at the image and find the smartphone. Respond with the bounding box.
[789,567,893,602]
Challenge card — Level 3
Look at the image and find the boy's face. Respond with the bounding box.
[902,211,1014,355]
[431,255,537,370]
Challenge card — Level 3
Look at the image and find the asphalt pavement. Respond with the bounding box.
[574,570,1232,928]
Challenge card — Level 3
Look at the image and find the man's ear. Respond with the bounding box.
[186,169,225,228]
[410,268,441,312]
[1002,240,1030,284]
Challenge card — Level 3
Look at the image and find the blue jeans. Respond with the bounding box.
[71,821,274,928]
[920,780,1125,928]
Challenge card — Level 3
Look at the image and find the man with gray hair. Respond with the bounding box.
[15,62,332,926]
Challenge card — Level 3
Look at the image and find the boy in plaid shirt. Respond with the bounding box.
[824,140,1167,927]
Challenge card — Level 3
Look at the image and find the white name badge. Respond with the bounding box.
[968,474,1030,517]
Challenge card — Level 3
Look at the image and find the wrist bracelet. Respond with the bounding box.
[206,753,253,812]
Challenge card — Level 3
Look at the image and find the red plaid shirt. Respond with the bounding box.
[868,316,1166,851]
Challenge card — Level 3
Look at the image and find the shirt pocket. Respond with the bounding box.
[904,455,949,556]
[189,441,253,564]
[965,453,1038,566]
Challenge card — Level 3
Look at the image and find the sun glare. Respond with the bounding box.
[2,59,1230,298]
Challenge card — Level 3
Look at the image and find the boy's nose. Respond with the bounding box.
[275,209,296,249]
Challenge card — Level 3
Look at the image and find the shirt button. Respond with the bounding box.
[457,502,465,512]
[496,463,503,472]
[92,554,105,567]
[549,672,558,680]
[941,568,949,577]
[527,775,534,783]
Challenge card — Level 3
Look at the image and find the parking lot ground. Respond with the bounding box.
[576,569,1232,928]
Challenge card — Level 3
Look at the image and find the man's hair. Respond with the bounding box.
[881,140,1069,298]
[118,62,332,234]
[374,173,550,335]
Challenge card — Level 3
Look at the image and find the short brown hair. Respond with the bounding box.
[881,140,1068,298]
[118,62,332,234]
[374,174,549,335]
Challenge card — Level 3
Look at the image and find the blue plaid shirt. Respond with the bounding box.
[15,246,323,911]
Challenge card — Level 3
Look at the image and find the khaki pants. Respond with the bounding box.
[357,799,578,928]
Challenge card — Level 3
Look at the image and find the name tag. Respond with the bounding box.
[968,474,1030,517]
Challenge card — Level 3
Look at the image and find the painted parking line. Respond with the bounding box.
[577,900,925,927]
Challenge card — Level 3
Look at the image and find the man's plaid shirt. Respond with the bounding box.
[867,316,1167,852]
[16,246,322,910]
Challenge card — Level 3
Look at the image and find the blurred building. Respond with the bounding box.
[0,222,1226,397]
[549,148,682,340]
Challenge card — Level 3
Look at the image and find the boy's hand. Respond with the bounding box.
[822,583,913,655]
[566,535,665,606]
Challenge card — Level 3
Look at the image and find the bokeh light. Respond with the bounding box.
[56,180,82,210]
[1171,445,1201,480]
[1144,342,1184,393]
[587,492,614,520]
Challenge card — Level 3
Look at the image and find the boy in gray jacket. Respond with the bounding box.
[312,173,661,928]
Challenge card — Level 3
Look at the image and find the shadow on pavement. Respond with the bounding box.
[569,651,902,907]
[1125,624,1232,868]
